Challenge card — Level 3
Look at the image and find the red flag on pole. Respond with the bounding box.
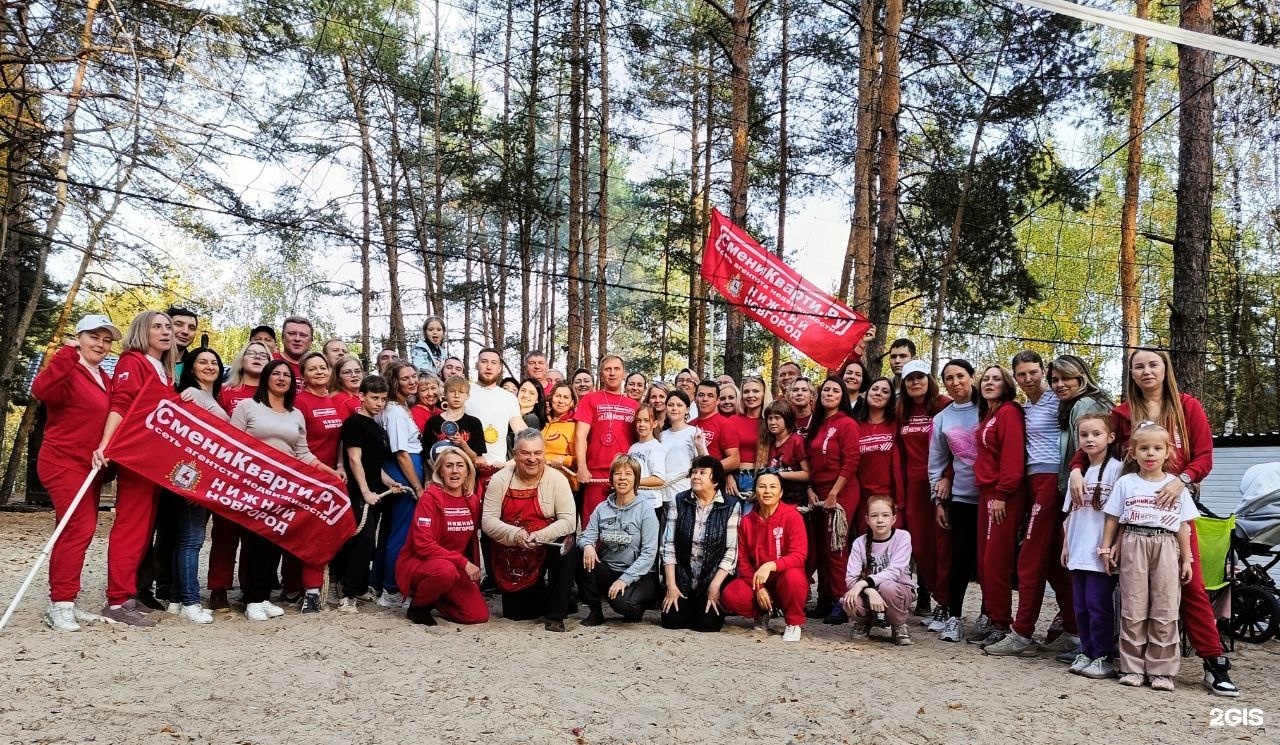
[104,386,356,566]
[701,209,872,369]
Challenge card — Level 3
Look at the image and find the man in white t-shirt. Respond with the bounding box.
[465,347,524,468]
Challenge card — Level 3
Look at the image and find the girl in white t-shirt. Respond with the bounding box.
[1100,422,1196,692]
[1060,412,1123,679]
[628,405,668,514]
[661,390,705,503]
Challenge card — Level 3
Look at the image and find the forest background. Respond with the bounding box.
[1,0,1278,501]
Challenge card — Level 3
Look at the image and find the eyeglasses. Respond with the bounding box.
[244,352,270,360]
[341,369,363,376]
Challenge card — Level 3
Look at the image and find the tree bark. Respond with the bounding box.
[772,0,790,382]
[839,0,879,312]
[596,0,610,363]
[722,0,752,381]
[867,0,902,374]
[519,0,542,361]
[566,0,584,371]
[1119,0,1148,363]
[1171,0,1214,394]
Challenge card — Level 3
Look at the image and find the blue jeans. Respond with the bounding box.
[170,500,209,605]
[371,453,422,594]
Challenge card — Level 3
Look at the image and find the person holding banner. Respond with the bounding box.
[805,376,862,625]
[94,310,176,628]
[168,346,227,624]
[482,429,577,632]
[373,360,426,608]
[230,359,341,621]
[397,447,488,626]
[32,314,120,632]
[207,339,272,611]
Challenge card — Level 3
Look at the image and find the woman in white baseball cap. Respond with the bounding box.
[30,314,120,631]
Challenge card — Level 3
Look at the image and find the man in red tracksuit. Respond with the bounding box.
[722,473,809,641]
[397,450,489,626]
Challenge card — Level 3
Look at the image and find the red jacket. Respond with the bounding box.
[974,403,1026,497]
[896,396,950,486]
[856,419,900,503]
[31,345,112,469]
[736,501,808,578]
[108,349,167,418]
[1068,394,1213,484]
[398,483,481,571]
[807,411,861,489]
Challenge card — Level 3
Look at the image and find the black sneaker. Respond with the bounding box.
[581,608,606,627]
[406,605,437,625]
[823,601,849,625]
[135,590,165,612]
[300,593,321,614]
[1203,656,1241,697]
[1055,644,1083,664]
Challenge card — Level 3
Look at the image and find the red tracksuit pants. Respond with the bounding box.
[40,458,103,603]
[721,567,809,626]
[977,484,1028,630]
[1012,473,1077,637]
[905,476,951,608]
[1182,521,1223,659]
[397,557,489,624]
[814,483,861,602]
[106,467,159,606]
[207,514,248,591]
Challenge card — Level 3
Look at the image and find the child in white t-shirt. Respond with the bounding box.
[1099,422,1197,692]
[1060,412,1123,679]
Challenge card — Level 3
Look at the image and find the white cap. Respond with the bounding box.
[75,314,122,340]
[901,359,932,379]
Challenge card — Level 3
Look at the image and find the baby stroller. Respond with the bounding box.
[1227,463,1280,643]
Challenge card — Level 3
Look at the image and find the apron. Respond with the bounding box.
[491,485,553,593]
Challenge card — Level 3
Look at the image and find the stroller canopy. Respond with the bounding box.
[1237,462,1280,548]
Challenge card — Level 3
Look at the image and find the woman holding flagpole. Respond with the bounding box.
[32,314,120,632]
[94,310,176,628]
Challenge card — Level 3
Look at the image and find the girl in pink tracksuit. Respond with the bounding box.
[843,495,917,645]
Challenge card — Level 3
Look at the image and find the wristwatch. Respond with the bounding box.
[1178,473,1193,487]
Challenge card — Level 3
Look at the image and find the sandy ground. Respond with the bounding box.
[0,511,1276,745]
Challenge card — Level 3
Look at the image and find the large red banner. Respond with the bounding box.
[701,209,872,369]
[104,386,356,565]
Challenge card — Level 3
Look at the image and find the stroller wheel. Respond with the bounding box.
[1231,585,1280,644]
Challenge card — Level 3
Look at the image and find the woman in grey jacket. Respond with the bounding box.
[928,359,980,643]
[577,454,660,625]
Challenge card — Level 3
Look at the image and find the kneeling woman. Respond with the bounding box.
[577,454,660,625]
[661,455,742,632]
[396,447,489,626]
[721,472,808,641]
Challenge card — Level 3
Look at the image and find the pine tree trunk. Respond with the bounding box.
[1171,0,1214,394]
[596,0,610,362]
[519,0,542,361]
[687,47,702,371]
[721,0,752,382]
[361,159,372,365]
[566,0,584,372]
[430,0,446,318]
[839,0,879,311]
[773,0,789,381]
[867,0,902,373]
[1119,0,1148,361]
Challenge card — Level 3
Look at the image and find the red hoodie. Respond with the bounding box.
[1067,394,1213,484]
[108,349,168,418]
[736,501,808,578]
[896,395,950,486]
[974,403,1026,496]
[30,344,112,469]
[398,483,481,571]
[807,411,861,489]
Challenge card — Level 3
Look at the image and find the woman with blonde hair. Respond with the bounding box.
[93,310,176,627]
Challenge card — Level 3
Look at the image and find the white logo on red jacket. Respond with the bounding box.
[773,526,784,558]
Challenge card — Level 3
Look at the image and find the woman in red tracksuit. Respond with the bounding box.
[32,315,120,632]
[805,376,861,625]
[397,447,489,625]
[721,472,808,641]
[972,365,1026,646]
[855,377,901,515]
[1066,347,1239,697]
[896,361,950,624]
[94,310,176,627]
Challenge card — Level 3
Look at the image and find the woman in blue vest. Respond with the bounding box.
[660,455,742,632]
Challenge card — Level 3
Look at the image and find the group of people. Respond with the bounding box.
[30,313,1242,697]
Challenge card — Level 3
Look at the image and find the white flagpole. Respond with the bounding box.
[0,467,99,631]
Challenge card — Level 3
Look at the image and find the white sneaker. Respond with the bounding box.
[71,605,107,624]
[244,602,270,621]
[44,602,80,632]
[926,606,949,632]
[166,602,182,615]
[782,624,803,642]
[338,597,359,614]
[178,604,214,624]
[261,600,285,618]
[377,590,405,608]
[939,616,964,643]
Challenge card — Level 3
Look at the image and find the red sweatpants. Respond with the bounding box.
[721,567,809,626]
[106,467,159,606]
[40,458,103,603]
[904,477,951,608]
[581,481,609,527]
[397,557,489,624]
[977,484,1027,630]
[1013,474,1077,637]
[1182,520,1223,659]
[814,483,861,602]
[207,514,248,591]
[281,554,326,592]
